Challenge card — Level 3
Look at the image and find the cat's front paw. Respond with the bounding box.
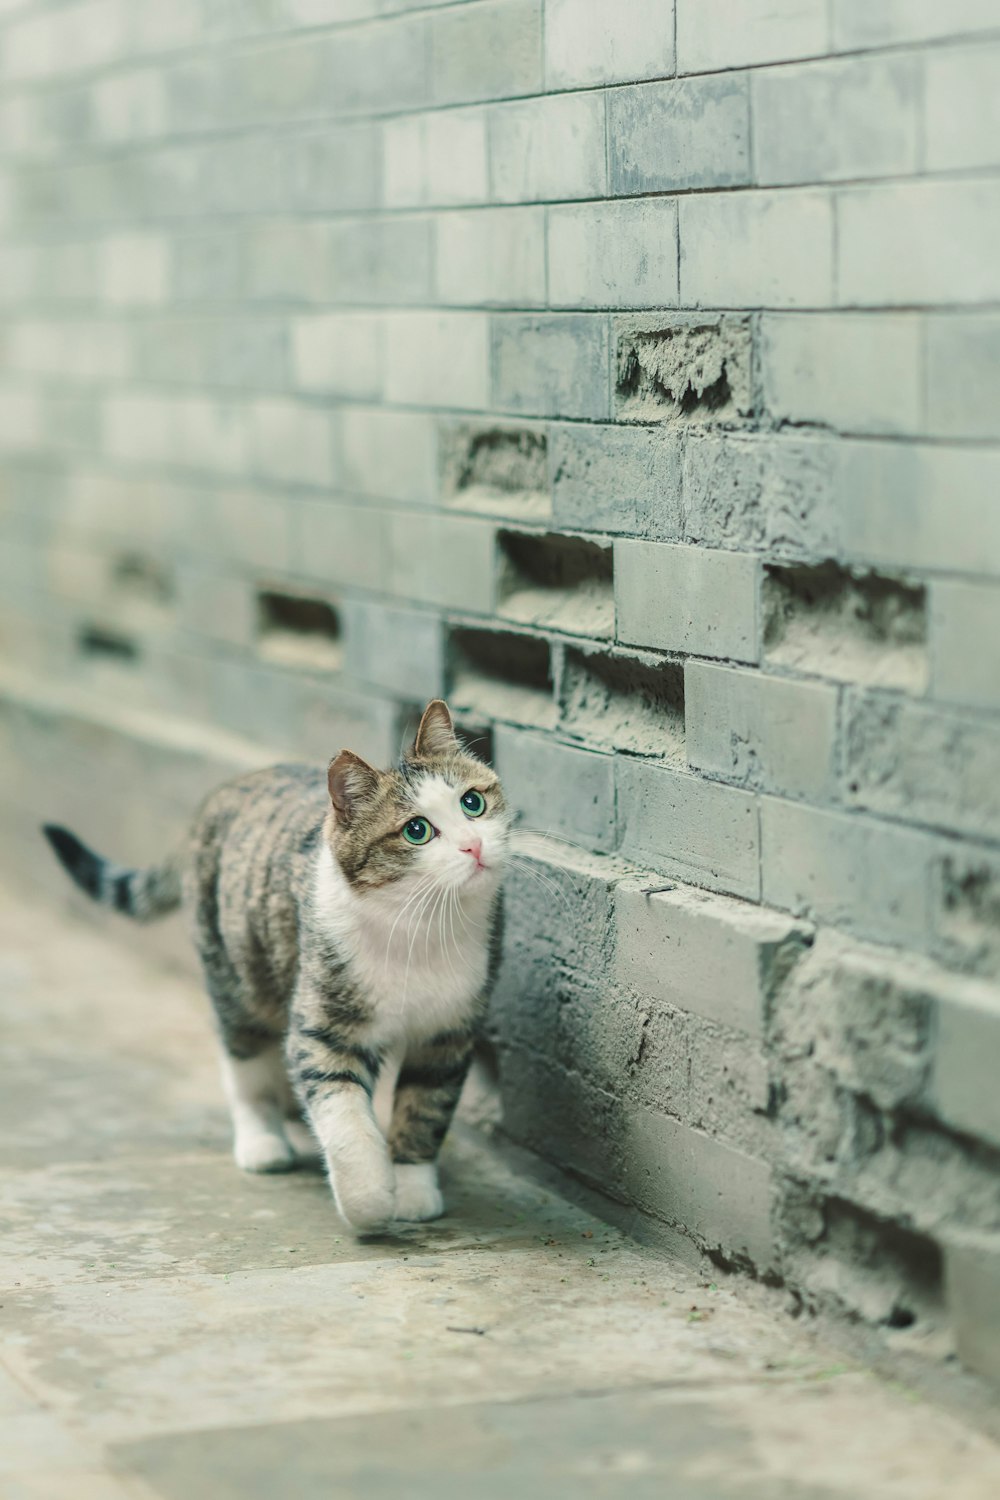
[394,1162,444,1222]
[332,1162,397,1236]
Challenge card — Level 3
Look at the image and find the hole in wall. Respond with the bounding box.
[77,624,139,663]
[614,317,752,424]
[440,423,549,519]
[256,588,343,672]
[808,1198,945,1330]
[497,531,613,638]
[447,626,555,729]
[110,553,173,605]
[559,648,685,760]
[762,561,927,692]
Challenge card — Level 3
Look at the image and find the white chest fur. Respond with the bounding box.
[312,843,495,1045]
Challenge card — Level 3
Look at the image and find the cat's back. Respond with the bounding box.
[192,763,327,906]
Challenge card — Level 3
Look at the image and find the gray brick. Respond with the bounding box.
[551,424,683,538]
[245,222,332,304]
[761,313,922,437]
[492,314,610,420]
[925,314,1000,441]
[329,15,429,115]
[838,181,1000,308]
[489,91,607,204]
[249,399,335,488]
[677,0,828,72]
[339,408,437,504]
[296,502,390,593]
[609,76,751,195]
[387,512,495,614]
[615,541,759,663]
[328,216,433,306]
[100,233,169,307]
[761,798,935,949]
[837,442,1000,577]
[287,122,382,214]
[617,758,760,900]
[342,599,444,701]
[945,1234,1000,1387]
[925,42,1000,174]
[292,312,383,401]
[6,318,131,382]
[430,0,542,106]
[844,693,1000,843]
[384,311,491,411]
[548,199,678,310]
[615,879,811,1037]
[931,581,1000,712]
[494,726,617,852]
[685,661,839,801]
[681,190,833,310]
[176,566,255,649]
[683,433,839,554]
[932,979,1000,1154]
[434,208,546,308]
[754,55,919,186]
[545,0,675,90]
[832,0,999,48]
[383,107,488,209]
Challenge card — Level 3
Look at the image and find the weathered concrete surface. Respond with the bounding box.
[2,885,1000,1500]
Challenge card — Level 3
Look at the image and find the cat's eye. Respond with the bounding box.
[402,817,434,846]
[460,790,486,818]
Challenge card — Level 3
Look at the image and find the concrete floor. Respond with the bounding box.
[2,886,1000,1500]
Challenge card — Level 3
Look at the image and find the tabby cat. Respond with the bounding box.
[43,700,509,1234]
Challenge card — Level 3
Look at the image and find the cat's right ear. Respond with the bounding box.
[328,750,380,826]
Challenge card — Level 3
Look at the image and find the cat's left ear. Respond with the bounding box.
[328,749,380,826]
[413,699,458,758]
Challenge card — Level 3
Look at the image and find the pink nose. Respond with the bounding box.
[460,835,483,864]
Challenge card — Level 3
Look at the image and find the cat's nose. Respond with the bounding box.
[460,836,483,865]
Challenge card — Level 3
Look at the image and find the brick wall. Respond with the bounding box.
[0,1,998,1382]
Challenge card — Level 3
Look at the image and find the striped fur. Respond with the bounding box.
[41,701,509,1234]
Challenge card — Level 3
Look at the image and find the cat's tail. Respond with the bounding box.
[41,825,183,922]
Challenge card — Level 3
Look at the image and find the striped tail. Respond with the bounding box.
[42,824,183,922]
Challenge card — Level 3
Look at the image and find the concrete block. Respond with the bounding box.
[844,694,1000,843]
[489,90,607,203]
[615,541,758,663]
[384,107,488,208]
[92,70,168,144]
[342,599,444,700]
[760,313,922,437]
[4,1,128,82]
[328,14,429,115]
[932,981,1000,1154]
[932,846,1000,983]
[614,880,811,1037]
[100,234,169,307]
[930,581,1000,713]
[761,798,935,949]
[928,43,1000,173]
[6,319,131,382]
[494,725,616,851]
[677,0,828,72]
[754,55,919,185]
[548,199,679,310]
[134,316,288,392]
[328,216,433,306]
[292,312,383,401]
[384,312,491,410]
[296,501,390,593]
[492,314,610,420]
[681,190,834,309]
[387,512,495,614]
[685,661,839,801]
[545,0,675,89]
[551,424,683,539]
[201,487,293,575]
[832,0,998,48]
[249,399,335,488]
[621,1103,776,1271]
[245,221,332,303]
[434,207,546,307]
[838,181,1000,307]
[617,759,760,900]
[609,76,751,195]
[339,408,437,504]
[837,442,1000,577]
[430,0,542,106]
[925,314,1000,441]
[683,433,839,554]
[288,122,382,214]
[614,314,753,425]
[945,1234,1000,1386]
[0,389,52,455]
[176,567,255,649]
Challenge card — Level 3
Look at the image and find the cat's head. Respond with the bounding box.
[326,700,510,894]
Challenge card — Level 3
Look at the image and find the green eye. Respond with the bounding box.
[461,790,486,818]
[402,817,434,846]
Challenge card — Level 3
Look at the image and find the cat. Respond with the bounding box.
[42,700,509,1235]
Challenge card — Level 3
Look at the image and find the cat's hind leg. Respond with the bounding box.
[220,1042,298,1173]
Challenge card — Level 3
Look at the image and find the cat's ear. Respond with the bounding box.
[328,750,380,826]
[413,699,458,758]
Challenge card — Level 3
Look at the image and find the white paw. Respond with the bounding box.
[393,1163,444,1223]
[234,1127,296,1174]
[332,1158,397,1235]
